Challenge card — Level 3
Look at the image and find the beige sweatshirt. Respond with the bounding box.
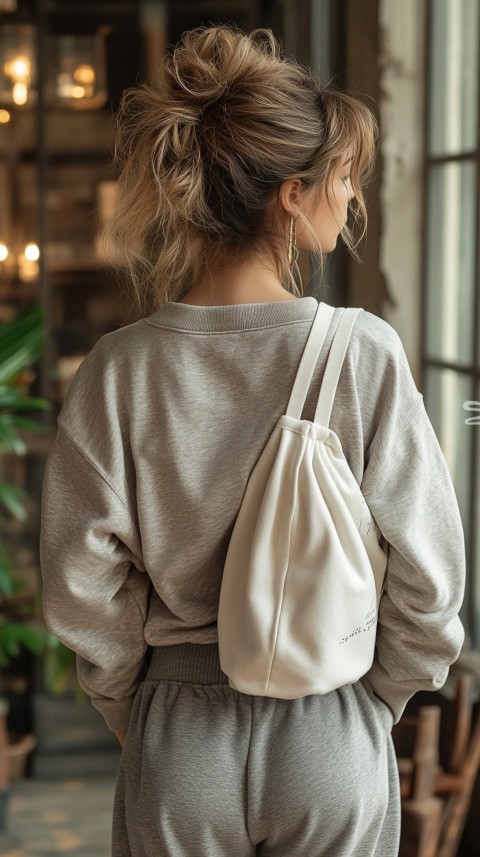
[40,297,465,731]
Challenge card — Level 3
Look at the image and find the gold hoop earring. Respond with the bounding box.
[288,216,297,266]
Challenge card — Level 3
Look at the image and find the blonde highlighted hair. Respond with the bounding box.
[104,24,377,316]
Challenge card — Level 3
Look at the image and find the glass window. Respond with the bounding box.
[424,0,479,644]
[429,0,479,156]
[424,367,473,545]
[425,161,476,364]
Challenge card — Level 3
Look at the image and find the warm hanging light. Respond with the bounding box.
[7,51,31,106]
[72,86,86,98]
[18,243,40,281]
[9,55,31,80]
[0,26,36,108]
[74,64,95,85]
[24,242,40,262]
[0,242,8,262]
[12,80,27,105]
[0,108,10,123]
[49,30,108,110]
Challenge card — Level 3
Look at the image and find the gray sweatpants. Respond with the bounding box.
[112,643,400,856]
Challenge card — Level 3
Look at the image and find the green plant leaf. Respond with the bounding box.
[0,307,51,461]
[0,420,26,455]
[0,386,51,413]
[0,483,28,520]
[0,305,45,386]
[0,544,13,598]
[0,622,45,667]
[0,305,43,352]
[0,344,43,386]
[3,415,48,434]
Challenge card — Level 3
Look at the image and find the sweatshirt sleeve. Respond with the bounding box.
[360,394,466,724]
[40,426,152,732]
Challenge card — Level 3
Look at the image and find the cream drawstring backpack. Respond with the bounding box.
[217,301,388,699]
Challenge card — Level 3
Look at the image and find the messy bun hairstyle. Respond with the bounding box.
[105,25,377,315]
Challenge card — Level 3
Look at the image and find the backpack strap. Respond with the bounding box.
[314,307,362,426]
[285,301,335,420]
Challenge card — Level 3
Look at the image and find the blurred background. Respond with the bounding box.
[0,1,479,855]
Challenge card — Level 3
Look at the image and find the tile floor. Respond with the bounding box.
[0,777,116,856]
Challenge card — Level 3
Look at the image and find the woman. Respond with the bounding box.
[40,25,465,857]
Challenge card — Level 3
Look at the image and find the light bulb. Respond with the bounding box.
[0,110,11,124]
[12,81,28,105]
[10,55,30,80]
[0,242,8,262]
[73,64,95,85]
[24,242,39,261]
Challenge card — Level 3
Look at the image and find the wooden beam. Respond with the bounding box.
[281,0,312,67]
[344,0,386,317]
[0,701,9,792]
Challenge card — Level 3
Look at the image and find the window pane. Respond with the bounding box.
[424,367,472,551]
[429,0,479,155]
[425,161,476,363]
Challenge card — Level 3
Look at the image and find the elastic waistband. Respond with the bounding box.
[145,643,229,685]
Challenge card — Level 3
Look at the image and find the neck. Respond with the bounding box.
[179,258,297,306]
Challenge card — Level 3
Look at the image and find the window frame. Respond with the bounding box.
[421,0,480,645]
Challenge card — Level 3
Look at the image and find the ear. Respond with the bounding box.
[278,177,304,217]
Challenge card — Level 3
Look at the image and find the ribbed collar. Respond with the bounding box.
[144,296,319,332]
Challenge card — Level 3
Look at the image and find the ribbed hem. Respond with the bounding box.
[143,296,319,333]
[145,643,229,684]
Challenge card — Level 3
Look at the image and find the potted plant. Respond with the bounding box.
[0,303,51,830]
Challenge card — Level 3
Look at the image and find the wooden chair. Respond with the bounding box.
[433,674,480,857]
[393,673,480,857]
[392,705,443,857]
